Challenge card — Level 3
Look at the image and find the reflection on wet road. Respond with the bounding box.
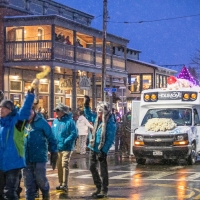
[19,153,200,199]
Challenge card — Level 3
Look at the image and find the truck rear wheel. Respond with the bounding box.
[187,143,196,165]
[136,158,146,165]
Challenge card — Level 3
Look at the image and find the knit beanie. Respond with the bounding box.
[0,100,15,111]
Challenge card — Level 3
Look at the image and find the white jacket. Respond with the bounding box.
[76,115,93,136]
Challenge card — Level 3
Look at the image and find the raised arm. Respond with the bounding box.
[18,90,35,121]
[84,95,96,124]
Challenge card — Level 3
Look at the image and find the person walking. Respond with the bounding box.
[52,103,78,192]
[76,110,93,154]
[84,95,116,198]
[0,89,35,200]
[23,109,58,200]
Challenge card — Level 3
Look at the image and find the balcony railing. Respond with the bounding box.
[5,41,125,70]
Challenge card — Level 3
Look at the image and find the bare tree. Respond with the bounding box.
[191,49,200,66]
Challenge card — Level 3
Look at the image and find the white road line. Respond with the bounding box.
[186,172,200,180]
[110,171,139,179]
[146,171,176,179]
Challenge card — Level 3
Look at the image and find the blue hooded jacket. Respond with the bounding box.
[52,114,78,151]
[0,93,34,172]
[24,113,58,163]
[84,107,116,154]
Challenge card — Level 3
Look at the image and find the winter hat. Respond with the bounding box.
[54,102,69,114]
[0,100,15,111]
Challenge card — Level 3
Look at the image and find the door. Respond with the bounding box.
[65,98,71,107]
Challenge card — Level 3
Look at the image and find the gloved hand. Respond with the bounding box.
[98,151,107,162]
[84,95,90,107]
[28,87,35,94]
[50,152,58,170]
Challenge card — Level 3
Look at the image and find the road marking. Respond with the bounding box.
[186,172,200,180]
[146,171,176,179]
[46,169,200,181]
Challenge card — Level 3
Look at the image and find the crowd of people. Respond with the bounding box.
[0,88,127,199]
[55,32,83,47]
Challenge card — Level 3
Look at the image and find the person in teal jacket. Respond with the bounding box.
[52,103,78,192]
[84,95,116,198]
[23,109,58,200]
[0,90,35,200]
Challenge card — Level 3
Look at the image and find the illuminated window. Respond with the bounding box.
[130,75,140,93]
[142,75,152,90]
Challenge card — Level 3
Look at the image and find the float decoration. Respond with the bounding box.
[145,118,177,132]
[166,66,199,90]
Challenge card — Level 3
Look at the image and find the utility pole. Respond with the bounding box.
[101,0,107,101]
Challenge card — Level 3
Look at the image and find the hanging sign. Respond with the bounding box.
[59,78,72,90]
[79,75,91,90]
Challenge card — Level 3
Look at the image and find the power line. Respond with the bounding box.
[106,13,200,24]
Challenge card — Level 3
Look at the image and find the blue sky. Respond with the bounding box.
[55,0,200,67]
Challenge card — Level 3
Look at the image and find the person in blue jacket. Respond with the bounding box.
[52,103,78,192]
[23,108,58,200]
[84,95,117,198]
[0,89,35,200]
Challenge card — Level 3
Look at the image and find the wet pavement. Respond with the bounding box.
[19,151,200,200]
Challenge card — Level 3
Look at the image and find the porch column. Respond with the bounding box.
[51,24,55,60]
[92,73,96,110]
[93,36,96,65]
[72,69,76,111]
[73,30,77,62]
[50,66,55,118]
[109,75,113,107]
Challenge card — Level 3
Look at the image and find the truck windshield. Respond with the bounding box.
[141,108,192,126]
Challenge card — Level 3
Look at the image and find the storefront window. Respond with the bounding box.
[77,98,84,109]
[24,82,31,93]
[38,95,48,112]
[39,84,49,93]
[159,75,163,88]
[163,76,167,88]
[55,85,63,94]
[10,94,21,107]
[55,96,63,107]
[130,75,140,93]
[156,75,159,88]
[10,81,22,91]
[142,75,152,90]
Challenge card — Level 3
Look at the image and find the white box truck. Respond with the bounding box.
[131,87,200,165]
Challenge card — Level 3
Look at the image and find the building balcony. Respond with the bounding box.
[5,40,126,71]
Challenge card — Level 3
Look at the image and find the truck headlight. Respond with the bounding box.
[173,133,189,146]
[134,134,144,146]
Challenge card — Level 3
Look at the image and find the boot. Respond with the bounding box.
[17,186,22,198]
[42,194,50,200]
[35,189,39,198]
[97,190,108,198]
[91,188,101,197]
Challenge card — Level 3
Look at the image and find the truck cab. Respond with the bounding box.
[132,88,200,165]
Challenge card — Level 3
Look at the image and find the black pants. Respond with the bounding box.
[0,169,21,200]
[89,151,108,192]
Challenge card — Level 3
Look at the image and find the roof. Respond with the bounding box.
[127,58,177,74]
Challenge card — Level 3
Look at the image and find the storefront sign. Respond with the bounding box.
[79,75,91,90]
[59,78,72,90]
[158,92,182,100]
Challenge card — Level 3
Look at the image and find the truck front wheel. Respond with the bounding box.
[187,143,196,165]
[136,158,146,165]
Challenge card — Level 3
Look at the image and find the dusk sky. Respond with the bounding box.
[55,0,200,67]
